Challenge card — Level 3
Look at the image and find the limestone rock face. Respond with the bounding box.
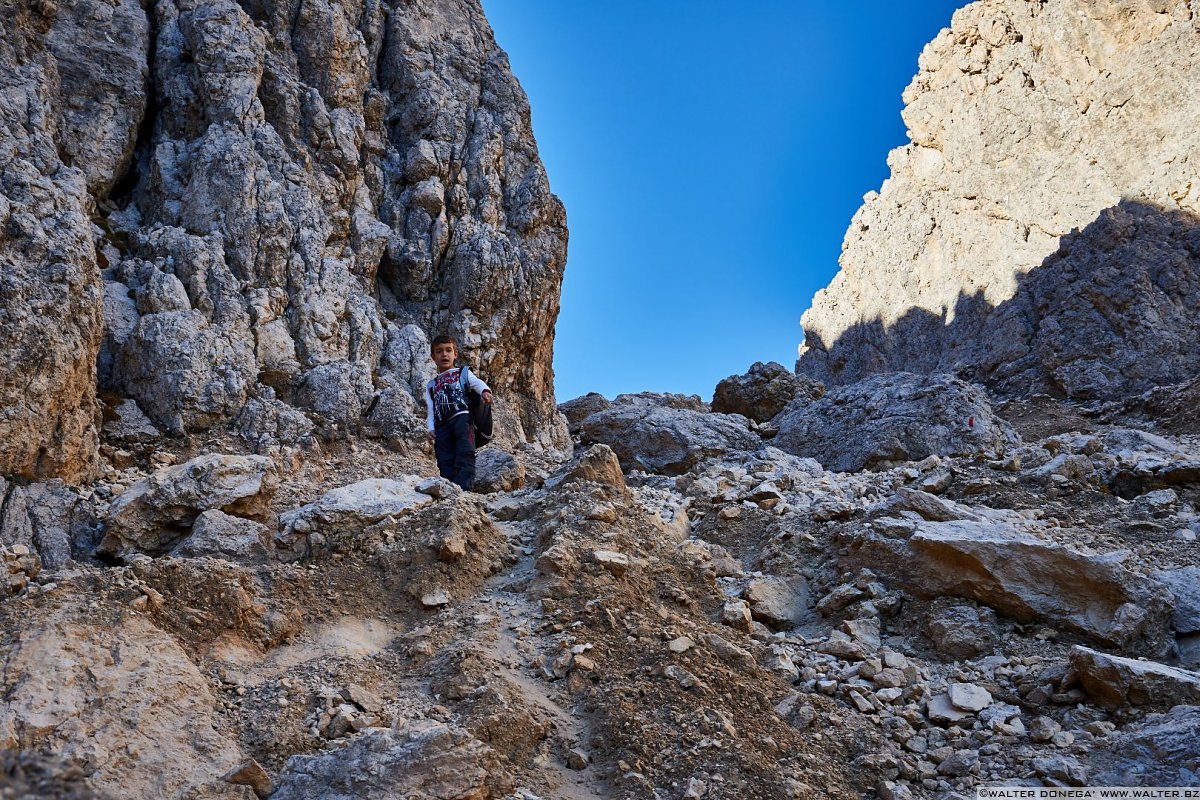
[773,373,1018,472]
[798,0,1200,401]
[102,0,567,447]
[1,0,568,481]
[0,0,148,480]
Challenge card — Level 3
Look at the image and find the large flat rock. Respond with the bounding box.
[847,518,1173,655]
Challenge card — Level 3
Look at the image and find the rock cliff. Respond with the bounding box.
[0,0,568,481]
[798,0,1200,400]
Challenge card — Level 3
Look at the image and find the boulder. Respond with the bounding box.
[743,575,809,630]
[0,481,98,569]
[773,372,1019,472]
[0,607,247,799]
[547,444,627,493]
[578,396,759,475]
[100,454,277,557]
[558,393,612,433]
[712,361,824,423]
[847,518,1173,655]
[1070,646,1200,708]
[271,720,506,800]
[472,449,525,494]
[171,510,271,563]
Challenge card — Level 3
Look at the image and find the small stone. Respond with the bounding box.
[592,549,630,577]
[1029,715,1061,743]
[573,655,596,672]
[566,749,589,770]
[927,694,971,723]
[949,682,992,712]
[722,599,753,631]
[669,636,695,653]
[420,589,450,608]
[222,759,272,799]
[936,749,978,777]
[1051,731,1075,748]
[683,777,708,799]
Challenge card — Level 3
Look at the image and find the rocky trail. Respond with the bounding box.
[7,375,1200,798]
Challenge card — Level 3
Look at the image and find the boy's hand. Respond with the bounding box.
[426,431,435,445]
[481,390,493,405]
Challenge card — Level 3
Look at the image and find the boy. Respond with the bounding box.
[425,335,493,490]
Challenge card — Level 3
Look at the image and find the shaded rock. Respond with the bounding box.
[579,398,758,475]
[702,633,757,673]
[473,449,525,494]
[1151,566,1200,634]
[558,393,611,433]
[712,361,824,423]
[101,454,277,558]
[1070,646,1200,708]
[927,601,999,661]
[271,720,506,800]
[1029,716,1062,743]
[0,750,109,800]
[172,510,270,563]
[848,518,1173,654]
[1090,704,1200,786]
[101,399,160,445]
[774,373,1018,472]
[0,481,99,569]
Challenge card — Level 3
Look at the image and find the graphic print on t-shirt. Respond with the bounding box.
[431,368,468,426]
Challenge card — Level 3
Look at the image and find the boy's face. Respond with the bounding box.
[431,342,456,372]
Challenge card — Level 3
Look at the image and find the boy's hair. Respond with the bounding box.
[430,334,457,352]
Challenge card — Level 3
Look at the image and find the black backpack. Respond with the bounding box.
[458,366,494,448]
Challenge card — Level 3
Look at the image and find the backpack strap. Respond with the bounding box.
[458,365,472,393]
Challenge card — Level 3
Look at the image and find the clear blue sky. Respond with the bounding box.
[482,1,965,402]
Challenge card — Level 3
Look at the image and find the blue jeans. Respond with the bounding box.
[434,413,475,490]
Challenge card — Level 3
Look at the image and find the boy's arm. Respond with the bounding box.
[465,369,491,397]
